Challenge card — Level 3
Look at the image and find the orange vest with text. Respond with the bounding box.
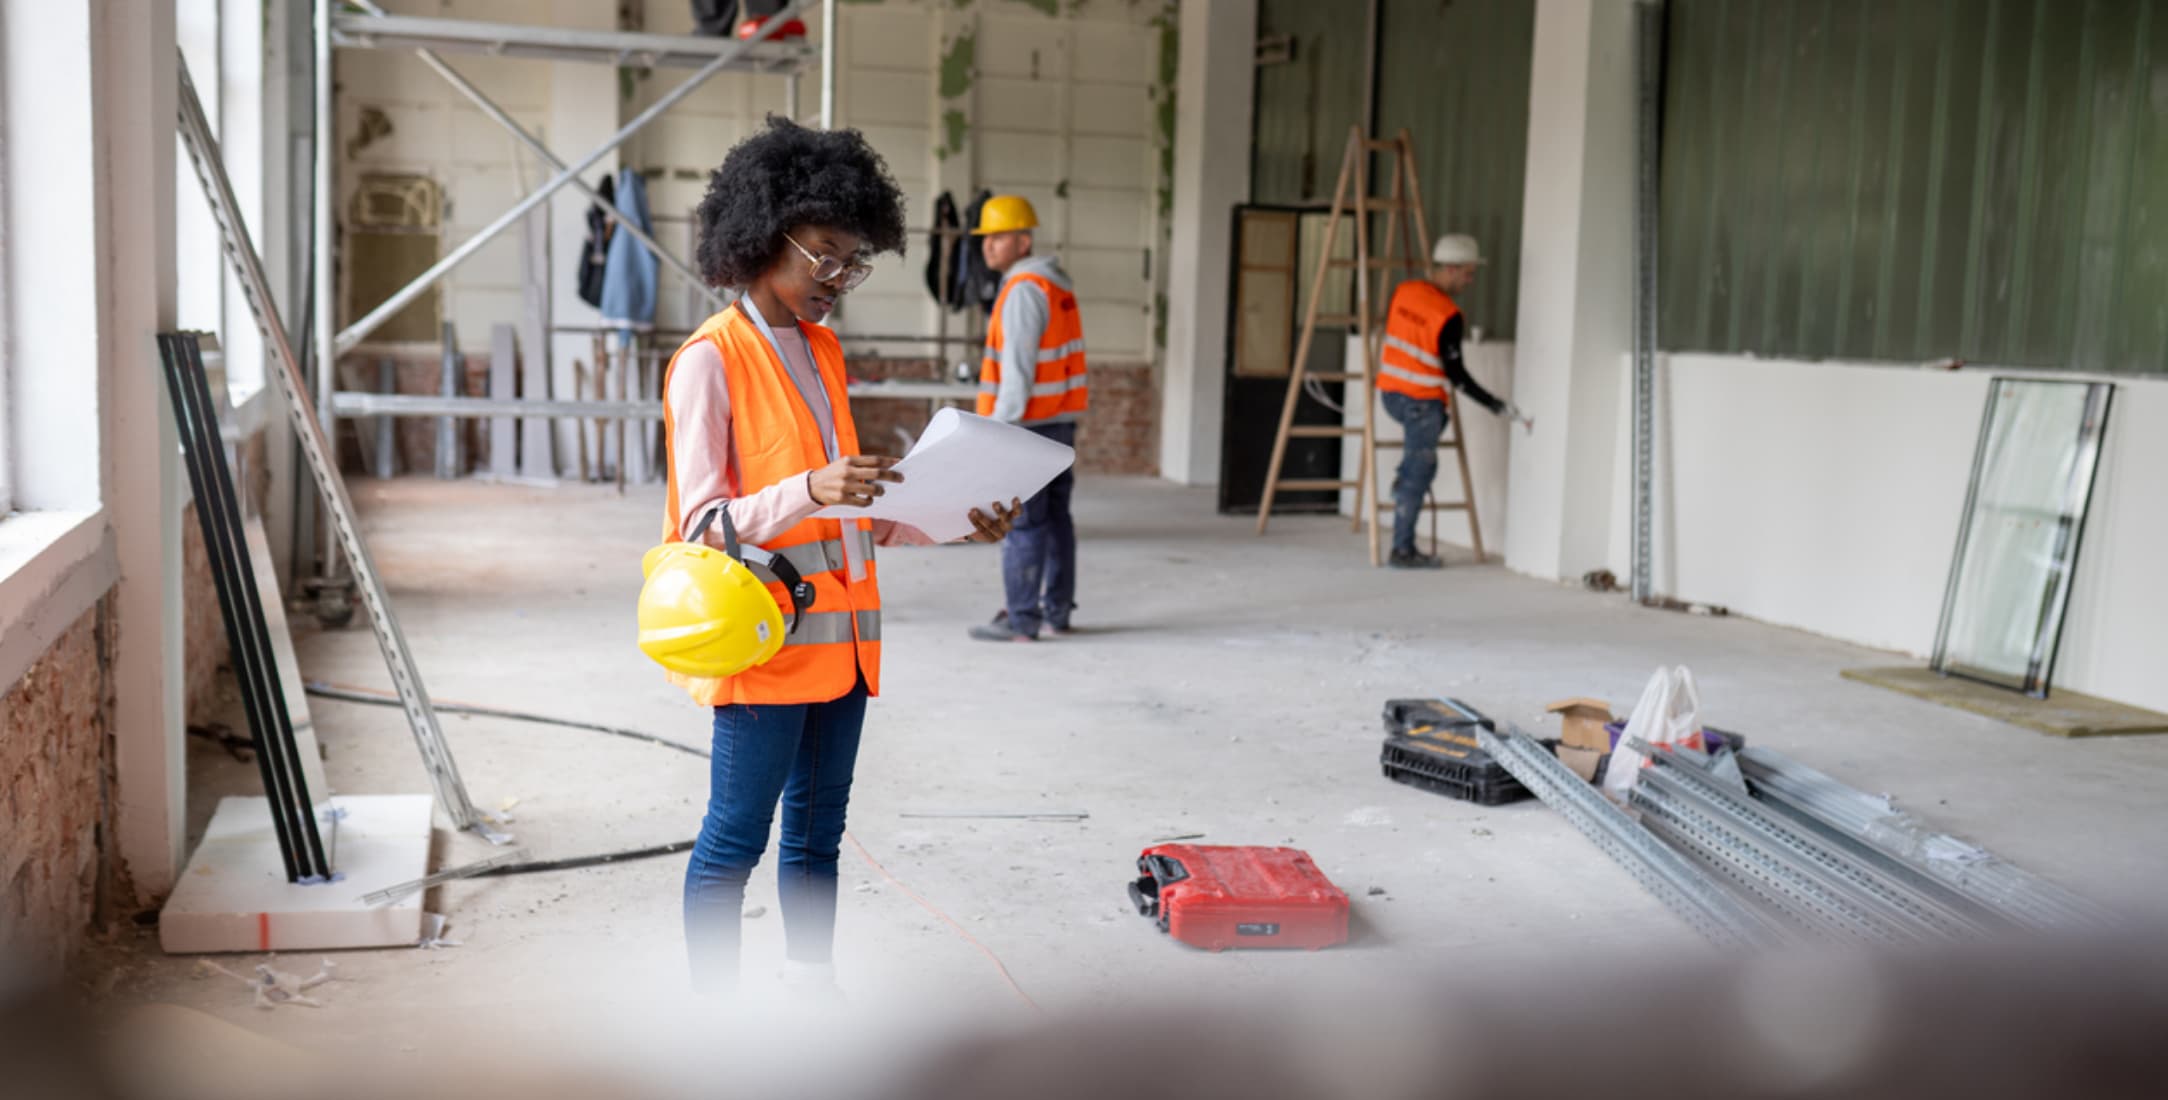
[1377,281,1459,403]
[659,305,881,706]
[977,272,1089,426]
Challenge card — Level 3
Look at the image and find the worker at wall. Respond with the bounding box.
[968,195,1090,642]
[662,117,1017,995]
[1376,234,1525,570]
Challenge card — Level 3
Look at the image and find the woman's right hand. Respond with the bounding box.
[807,455,903,507]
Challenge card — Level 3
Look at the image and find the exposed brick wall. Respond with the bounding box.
[1,602,117,975]
[842,356,1160,476]
[1074,362,1159,477]
[179,504,224,728]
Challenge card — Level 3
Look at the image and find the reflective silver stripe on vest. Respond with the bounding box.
[978,380,1001,393]
[1018,410,1081,427]
[1029,372,1089,394]
[773,539,844,578]
[781,608,883,646]
[1035,338,1088,363]
[1383,333,1443,369]
[1378,361,1447,389]
[767,531,878,579]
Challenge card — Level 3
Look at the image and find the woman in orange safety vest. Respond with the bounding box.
[662,117,1017,995]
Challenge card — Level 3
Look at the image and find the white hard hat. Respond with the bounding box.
[1432,234,1484,266]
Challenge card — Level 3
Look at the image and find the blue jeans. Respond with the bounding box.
[1002,421,1078,635]
[1379,393,1447,556]
[683,675,868,993]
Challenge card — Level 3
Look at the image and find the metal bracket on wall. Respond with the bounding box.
[177,55,503,842]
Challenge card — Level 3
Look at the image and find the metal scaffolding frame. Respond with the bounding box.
[307,0,833,591]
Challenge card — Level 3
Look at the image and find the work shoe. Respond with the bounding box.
[778,959,844,1005]
[1388,549,1445,570]
[968,622,1037,643]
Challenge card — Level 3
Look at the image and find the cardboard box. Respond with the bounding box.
[1547,697,1617,752]
[1553,744,1605,784]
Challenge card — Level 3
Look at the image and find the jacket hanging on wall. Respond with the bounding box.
[576,173,617,309]
[925,191,961,309]
[690,0,733,35]
[598,168,658,335]
[956,188,1003,316]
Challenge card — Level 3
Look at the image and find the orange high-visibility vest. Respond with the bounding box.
[977,272,1088,426]
[1377,281,1460,403]
[659,304,882,706]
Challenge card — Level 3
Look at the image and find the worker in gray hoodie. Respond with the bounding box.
[967,196,1088,643]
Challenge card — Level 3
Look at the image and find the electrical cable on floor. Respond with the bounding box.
[304,680,1041,1010]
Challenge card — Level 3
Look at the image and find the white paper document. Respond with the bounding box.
[814,408,1075,542]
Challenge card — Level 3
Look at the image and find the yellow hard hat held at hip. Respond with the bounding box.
[971,194,1039,236]
[637,506,815,679]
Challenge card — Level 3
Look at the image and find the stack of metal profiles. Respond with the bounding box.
[1444,699,2106,945]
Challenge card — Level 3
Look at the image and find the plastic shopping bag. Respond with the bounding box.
[1602,666,1704,795]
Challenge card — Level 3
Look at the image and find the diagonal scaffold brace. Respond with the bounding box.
[175,55,506,843]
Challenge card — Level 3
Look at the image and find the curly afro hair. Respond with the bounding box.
[695,116,909,290]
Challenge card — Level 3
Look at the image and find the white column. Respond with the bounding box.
[1158,0,1256,486]
[546,1,625,473]
[98,0,186,894]
[1503,0,1635,580]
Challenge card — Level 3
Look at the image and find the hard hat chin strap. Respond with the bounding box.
[689,505,816,634]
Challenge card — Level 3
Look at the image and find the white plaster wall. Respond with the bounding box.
[630,0,1170,363]
[1601,354,2168,714]
[1503,0,1634,580]
[1338,336,1516,556]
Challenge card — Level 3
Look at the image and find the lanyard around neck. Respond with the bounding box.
[736,298,838,462]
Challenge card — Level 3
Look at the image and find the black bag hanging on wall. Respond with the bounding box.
[691,0,734,36]
[576,173,617,309]
[925,191,960,308]
[956,188,1002,316]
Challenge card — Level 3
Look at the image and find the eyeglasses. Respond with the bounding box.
[783,233,874,291]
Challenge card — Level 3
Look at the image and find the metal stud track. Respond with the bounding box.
[176,57,498,840]
[1738,749,2104,931]
[1639,745,1995,939]
[1445,702,1782,948]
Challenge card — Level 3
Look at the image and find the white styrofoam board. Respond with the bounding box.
[159,795,434,954]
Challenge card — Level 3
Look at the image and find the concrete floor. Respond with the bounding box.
[91,475,2168,1093]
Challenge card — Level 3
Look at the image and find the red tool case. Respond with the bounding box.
[1127,844,1350,951]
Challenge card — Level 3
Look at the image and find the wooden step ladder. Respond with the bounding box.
[1253,127,1486,566]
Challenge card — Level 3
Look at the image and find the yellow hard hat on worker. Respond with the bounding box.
[972,194,1039,235]
[636,507,814,678]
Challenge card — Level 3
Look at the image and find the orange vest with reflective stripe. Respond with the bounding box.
[659,305,882,706]
[977,272,1088,426]
[1377,281,1459,403]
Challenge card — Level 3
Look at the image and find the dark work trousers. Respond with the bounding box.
[1001,421,1078,636]
[1380,392,1447,556]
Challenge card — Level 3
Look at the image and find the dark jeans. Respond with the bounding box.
[1002,421,1078,635]
[682,675,868,993]
[1379,392,1447,556]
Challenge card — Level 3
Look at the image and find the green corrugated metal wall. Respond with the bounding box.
[1660,0,2168,374]
[1251,1,1368,207]
[1251,0,1534,338]
[1376,0,1535,340]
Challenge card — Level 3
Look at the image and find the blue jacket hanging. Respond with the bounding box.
[598,167,657,335]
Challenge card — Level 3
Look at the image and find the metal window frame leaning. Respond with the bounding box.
[178,55,501,841]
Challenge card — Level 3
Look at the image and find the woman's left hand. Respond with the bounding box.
[964,499,1022,543]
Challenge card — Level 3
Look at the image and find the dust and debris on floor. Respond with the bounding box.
[75,477,2168,1092]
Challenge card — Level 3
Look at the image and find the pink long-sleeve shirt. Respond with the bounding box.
[667,318,931,550]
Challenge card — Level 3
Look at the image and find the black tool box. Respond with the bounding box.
[1378,698,1533,806]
